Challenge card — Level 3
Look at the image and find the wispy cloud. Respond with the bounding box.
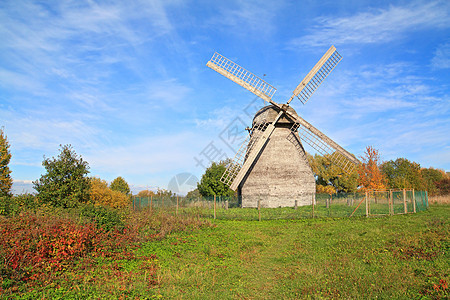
[214,0,284,37]
[431,42,450,69]
[289,1,450,48]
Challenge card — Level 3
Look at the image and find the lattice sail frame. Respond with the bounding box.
[207,52,277,103]
[220,121,269,187]
[290,46,342,105]
[288,122,356,174]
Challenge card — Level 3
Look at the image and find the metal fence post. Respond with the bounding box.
[412,189,416,213]
[214,195,216,220]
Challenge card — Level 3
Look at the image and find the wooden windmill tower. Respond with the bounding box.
[206,46,359,208]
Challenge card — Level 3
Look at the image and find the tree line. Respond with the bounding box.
[0,128,133,215]
[194,146,449,197]
[1,126,448,212]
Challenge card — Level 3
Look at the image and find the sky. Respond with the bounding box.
[1,0,449,195]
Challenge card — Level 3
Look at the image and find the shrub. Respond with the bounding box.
[90,177,129,208]
[80,204,125,232]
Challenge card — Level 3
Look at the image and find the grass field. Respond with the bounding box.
[1,205,448,299]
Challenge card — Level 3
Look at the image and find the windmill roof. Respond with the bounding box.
[253,104,298,125]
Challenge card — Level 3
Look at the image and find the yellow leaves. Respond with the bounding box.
[89,177,129,209]
[316,185,336,195]
[137,190,155,198]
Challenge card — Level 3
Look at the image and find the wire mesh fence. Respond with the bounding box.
[131,190,428,221]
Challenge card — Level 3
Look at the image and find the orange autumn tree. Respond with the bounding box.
[357,146,386,191]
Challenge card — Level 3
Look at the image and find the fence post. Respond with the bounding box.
[312,193,315,218]
[365,191,369,217]
[258,199,261,221]
[176,196,179,216]
[225,200,228,210]
[412,189,416,213]
[295,200,298,210]
[389,190,393,215]
[150,195,153,212]
[403,189,407,214]
[132,196,135,211]
[214,195,216,220]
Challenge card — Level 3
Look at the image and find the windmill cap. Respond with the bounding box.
[253,104,298,125]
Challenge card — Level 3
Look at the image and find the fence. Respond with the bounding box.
[131,190,428,221]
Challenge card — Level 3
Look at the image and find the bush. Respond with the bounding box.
[90,177,129,208]
[80,204,125,232]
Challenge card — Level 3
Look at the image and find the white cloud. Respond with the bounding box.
[11,179,35,195]
[215,0,284,37]
[431,42,450,69]
[289,1,450,48]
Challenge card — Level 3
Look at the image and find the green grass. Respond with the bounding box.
[140,205,448,299]
[3,205,449,299]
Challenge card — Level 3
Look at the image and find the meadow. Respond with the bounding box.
[1,204,448,299]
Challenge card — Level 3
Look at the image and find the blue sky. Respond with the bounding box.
[1,0,449,195]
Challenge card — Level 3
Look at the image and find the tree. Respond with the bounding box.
[381,158,423,190]
[436,177,450,195]
[33,145,90,208]
[316,184,336,194]
[357,146,386,191]
[308,153,358,193]
[110,176,130,196]
[90,177,129,208]
[197,160,235,197]
[421,167,446,196]
[137,189,155,198]
[185,188,201,200]
[0,128,12,197]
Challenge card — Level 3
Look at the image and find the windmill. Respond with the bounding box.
[206,46,359,208]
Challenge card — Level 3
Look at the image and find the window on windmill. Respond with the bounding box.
[219,116,248,152]
[194,141,228,169]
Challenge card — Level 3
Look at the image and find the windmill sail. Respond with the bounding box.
[288,45,342,105]
[220,121,269,188]
[287,113,359,174]
[207,52,277,103]
[221,111,283,191]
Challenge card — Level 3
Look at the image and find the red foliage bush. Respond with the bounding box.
[0,212,142,285]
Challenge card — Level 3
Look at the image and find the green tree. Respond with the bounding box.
[308,153,358,193]
[110,176,130,196]
[185,188,201,200]
[197,160,235,197]
[33,145,90,208]
[421,167,446,195]
[0,128,12,197]
[381,158,424,190]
